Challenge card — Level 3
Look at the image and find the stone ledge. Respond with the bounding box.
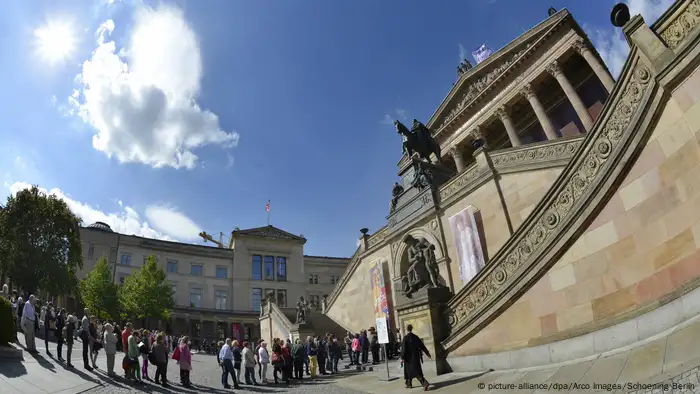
[444,276,700,372]
[0,342,24,360]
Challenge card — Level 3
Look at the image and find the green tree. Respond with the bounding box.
[119,255,173,321]
[0,186,82,296]
[79,257,120,319]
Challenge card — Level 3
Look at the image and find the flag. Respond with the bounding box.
[472,44,493,64]
[265,200,270,212]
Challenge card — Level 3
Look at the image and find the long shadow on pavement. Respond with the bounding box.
[430,370,492,390]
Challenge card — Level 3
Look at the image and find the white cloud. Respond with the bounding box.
[588,0,675,78]
[7,182,202,242]
[458,43,469,62]
[69,5,239,170]
[380,109,409,125]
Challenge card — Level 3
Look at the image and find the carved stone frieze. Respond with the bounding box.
[545,61,563,78]
[490,138,583,171]
[368,227,388,248]
[440,46,530,130]
[495,106,510,121]
[571,36,588,55]
[445,64,652,335]
[439,164,483,202]
[520,83,536,100]
[660,0,700,49]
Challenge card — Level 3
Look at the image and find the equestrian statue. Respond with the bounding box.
[394,119,442,164]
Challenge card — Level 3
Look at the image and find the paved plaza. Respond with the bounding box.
[6,317,700,393]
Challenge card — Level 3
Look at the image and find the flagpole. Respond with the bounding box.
[267,200,271,226]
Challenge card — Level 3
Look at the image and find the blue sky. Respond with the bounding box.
[0,0,674,257]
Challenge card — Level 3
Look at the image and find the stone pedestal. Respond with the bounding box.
[395,286,453,375]
[290,323,314,344]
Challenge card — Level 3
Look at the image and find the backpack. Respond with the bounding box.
[172,346,181,361]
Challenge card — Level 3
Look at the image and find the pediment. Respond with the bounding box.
[232,225,306,243]
[427,9,571,134]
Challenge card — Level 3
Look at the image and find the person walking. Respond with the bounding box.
[21,295,37,352]
[219,338,241,389]
[400,324,431,391]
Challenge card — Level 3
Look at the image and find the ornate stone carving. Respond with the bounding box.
[400,235,444,298]
[520,83,536,100]
[411,161,434,191]
[446,64,652,333]
[368,227,388,248]
[660,0,700,49]
[546,61,563,78]
[490,138,583,169]
[389,182,405,214]
[495,106,509,121]
[440,46,531,130]
[439,164,482,201]
[571,36,588,55]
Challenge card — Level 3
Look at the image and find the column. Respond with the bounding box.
[521,83,558,140]
[495,106,522,147]
[450,147,466,172]
[547,60,594,131]
[573,38,615,93]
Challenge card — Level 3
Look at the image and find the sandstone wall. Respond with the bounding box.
[497,168,564,231]
[451,67,700,357]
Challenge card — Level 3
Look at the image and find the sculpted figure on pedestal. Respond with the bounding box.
[401,235,444,298]
[390,182,405,213]
[394,119,442,164]
[411,162,434,191]
[295,296,308,324]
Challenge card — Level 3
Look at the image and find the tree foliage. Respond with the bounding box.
[79,256,120,320]
[119,255,173,321]
[0,185,82,296]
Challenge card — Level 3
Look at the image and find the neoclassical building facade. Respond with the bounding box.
[72,222,349,344]
[325,1,700,373]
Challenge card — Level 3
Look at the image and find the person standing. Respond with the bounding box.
[65,315,76,367]
[55,308,66,362]
[400,324,431,391]
[103,323,118,377]
[257,341,270,383]
[21,295,37,352]
[80,309,93,371]
[219,338,241,389]
[176,336,192,388]
[305,336,318,377]
[242,341,259,385]
[152,333,169,387]
[291,338,305,380]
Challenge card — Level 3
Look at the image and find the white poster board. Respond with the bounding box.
[375,317,389,344]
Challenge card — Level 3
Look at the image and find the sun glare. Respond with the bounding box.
[34,22,77,65]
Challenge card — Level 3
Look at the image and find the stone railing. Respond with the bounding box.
[321,246,362,312]
[490,135,584,174]
[442,35,660,352]
[266,301,293,333]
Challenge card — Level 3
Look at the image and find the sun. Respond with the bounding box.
[34,22,77,65]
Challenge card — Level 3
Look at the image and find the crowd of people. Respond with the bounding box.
[4,287,433,391]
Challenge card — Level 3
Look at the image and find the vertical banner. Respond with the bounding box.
[369,260,390,344]
[449,205,486,289]
[231,323,241,341]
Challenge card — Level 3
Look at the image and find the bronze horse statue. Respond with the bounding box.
[394,119,442,164]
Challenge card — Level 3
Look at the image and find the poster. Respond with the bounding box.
[369,259,390,344]
[231,323,241,341]
[449,205,486,288]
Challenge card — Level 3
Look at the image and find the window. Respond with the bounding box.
[119,276,126,286]
[171,285,177,304]
[252,255,262,280]
[309,274,318,284]
[252,288,262,311]
[142,256,148,266]
[264,256,274,281]
[276,289,287,308]
[120,254,131,265]
[310,295,320,309]
[330,275,341,285]
[167,260,178,273]
[216,266,228,279]
[276,257,287,281]
[87,244,95,260]
[189,288,202,308]
[215,290,228,310]
[191,264,203,276]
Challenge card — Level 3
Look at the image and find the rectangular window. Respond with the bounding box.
[276,257,287,281]
[330,275,341,285]
[264,256,274,281]
[143,256,148,266]
[167,260,178,273]
[309,274,318,284]
[276,289,287,308]
[190,264,203,276]
[171,285,177,304]
[252,288,262,311]
[216,266,228,279]
[252,255,262,280]
[87,244,95,260]
[189,288,202,308]
[120,254,131,265]
[215,290,228,310]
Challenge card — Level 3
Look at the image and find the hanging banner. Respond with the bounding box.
[472,44,493,64]
[231,323,241,341]
[369,259,390,344]
[449,205,486,288]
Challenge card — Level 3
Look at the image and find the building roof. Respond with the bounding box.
[304,255,351,262]
[86,221,114,233]
[230,225,307,243]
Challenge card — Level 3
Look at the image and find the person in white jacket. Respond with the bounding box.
[241,341,259,385]
[257,342,270,382]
